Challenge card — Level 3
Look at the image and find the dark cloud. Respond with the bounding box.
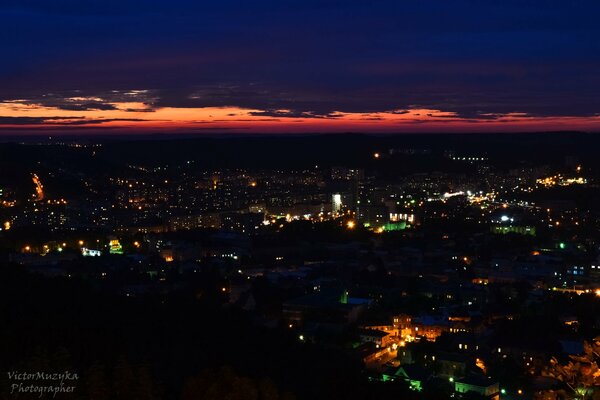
[57,118,148,125]
[4,91,156,112]
[44,101,118,111]
[248,110,343,119]
[0,116,147,126]
[0,116,84,125]
[0,0,599,127]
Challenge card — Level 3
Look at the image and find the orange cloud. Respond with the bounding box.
[0,99,599,133]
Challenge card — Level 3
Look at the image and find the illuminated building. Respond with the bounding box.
[82,248,102,257]
[393,314,413,338]
[109,239,123,255]
[491,225,536,236]
[332,193,342,213]
[358,329,393,348]
[389,213,415,224]
[454,376,500,400]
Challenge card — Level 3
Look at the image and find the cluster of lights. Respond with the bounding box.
[536,174,586,188]
[45,199,68,205]
[443,191,464,199]
[450,156,487,162]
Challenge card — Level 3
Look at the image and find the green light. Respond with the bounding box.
[559,242,566,249]
[383,221,407,231]
[501,389,506,395]
[449,377,454,383]
[340,291,348,304]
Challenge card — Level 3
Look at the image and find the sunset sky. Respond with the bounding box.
[1,0,599,134]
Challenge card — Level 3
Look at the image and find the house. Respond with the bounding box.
[396,364,433,391]
[397,347,413,364]
[412,315,450,341]
[454,375,500,400]
[358,329,393,348]
[437,352,469,379]
[355,342,390,364]
[282,288,371,328]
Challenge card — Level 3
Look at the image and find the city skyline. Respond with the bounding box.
[2,2,600,399]
[1,134,600,399]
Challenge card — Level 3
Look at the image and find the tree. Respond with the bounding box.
[543,340,600,399]
[181,366,294,400]
[85,363,110,400]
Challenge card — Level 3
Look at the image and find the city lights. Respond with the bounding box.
[82,248,102,257]
[109,239,124,255]
[1,1,600,397]
[2,134,600,400]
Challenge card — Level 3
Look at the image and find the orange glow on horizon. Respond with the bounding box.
[1,99,599,133]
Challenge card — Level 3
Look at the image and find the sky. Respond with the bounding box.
[1,0,600,134]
